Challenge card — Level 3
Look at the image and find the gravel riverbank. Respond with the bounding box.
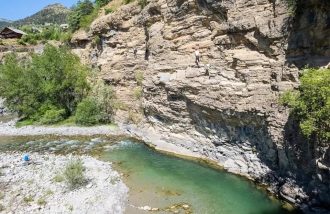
[0,120,124,136]
[0,153,128,214]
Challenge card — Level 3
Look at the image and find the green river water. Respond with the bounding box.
[0,137,300,214]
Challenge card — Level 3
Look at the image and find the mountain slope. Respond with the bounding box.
[0,18,12,30]
[0,4,71,30]
[15,4,71,26]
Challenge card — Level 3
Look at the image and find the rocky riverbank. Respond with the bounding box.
[0,153,128,214]
[0,119,124,136]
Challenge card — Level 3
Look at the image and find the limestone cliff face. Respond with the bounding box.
[71,0,330,211]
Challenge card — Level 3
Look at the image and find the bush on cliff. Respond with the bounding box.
[281,68,330,144]
[0,45,90,123]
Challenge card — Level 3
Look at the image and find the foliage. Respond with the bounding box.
[68,0,95,31]
[23,195,34,203]
[138,0,148,8]
[79,7,99,31]
[92,80,116,123]
[37,198,47,206]
[96,0,111,7]
[75,98,103,126]
[124,0,135,4]
[280,68,330,144]
[133,87,143,100]
[39,108,66,124]
[53,174,65,182]
[0,45,90,122]
[63,159,86,189]
[18,25,71,45]
[104,8,113,15]
[135,70,144,86]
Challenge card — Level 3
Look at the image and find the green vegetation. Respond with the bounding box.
[68,0,106,32]
[64,159,87,189]
[104,8,113,15]
[0,203,4,212]
[135,70,144,86]
[133,87,143,100]
[53,174,65,183]
[138,0,148,8]
[95,0,111,7]
[23,195,34,203]
[0,45,89,124]
[75,98,103,126]
[18,25,72,45]
[280,68,330,144]
[37,197,47,206]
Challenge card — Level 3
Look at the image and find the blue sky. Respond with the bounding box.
[0,0,79,21]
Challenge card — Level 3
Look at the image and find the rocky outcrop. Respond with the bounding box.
[71,0,330,212]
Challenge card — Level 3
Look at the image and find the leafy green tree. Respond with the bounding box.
[281,68,330,144]
[68,0,94,31]
[0,45,90,122]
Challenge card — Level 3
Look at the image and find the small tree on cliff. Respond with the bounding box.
[280,68,330,145]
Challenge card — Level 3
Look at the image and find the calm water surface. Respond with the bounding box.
[101,140,298,214]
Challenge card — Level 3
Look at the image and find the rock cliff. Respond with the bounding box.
[71,0,330,212]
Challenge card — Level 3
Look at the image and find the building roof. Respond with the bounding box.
[1,27,27,35]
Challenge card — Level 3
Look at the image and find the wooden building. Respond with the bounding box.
[0,27,27,39]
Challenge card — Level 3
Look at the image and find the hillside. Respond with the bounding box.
[0,18,12,30]
[0,4,71,30]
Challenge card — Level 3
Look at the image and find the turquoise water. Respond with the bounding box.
[101,140,298,214]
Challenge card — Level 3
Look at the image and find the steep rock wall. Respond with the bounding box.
[71,0,330,212]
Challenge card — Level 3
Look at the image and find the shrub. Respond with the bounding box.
[53,174,65,182]
[23,195,34,203]
[135,70,144,86]
[124,0,135,4]
[96,0,111,7]
[0,45,90,121]
[0,39,4,45]
[39,108,66,124]
[104,8,113,15]
[280,68,330,144]
[138,0,148,8]
[92,80,115,122]
[133,87,143,100]
[37,198,47,206]
[63,159,86,189]
[75,98,102,126]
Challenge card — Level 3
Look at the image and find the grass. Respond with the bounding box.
[0,191,4,200]
[53,174,65,183]
[37,197,47,206]
[15,119,35,128]
[23,195,34,203]
[135,71,144,86]
[133,87,143,100]
[64,159,87,189]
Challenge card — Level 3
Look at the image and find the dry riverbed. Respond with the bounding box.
[0,153,128,214]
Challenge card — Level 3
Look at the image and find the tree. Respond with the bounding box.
[95,0,111,7]
[68,0,94,31]
[0,45,90,122]
[281,68,330,144]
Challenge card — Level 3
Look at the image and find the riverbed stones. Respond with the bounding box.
[0,152,128,214]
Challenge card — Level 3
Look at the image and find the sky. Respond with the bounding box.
[0,0,79,21]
